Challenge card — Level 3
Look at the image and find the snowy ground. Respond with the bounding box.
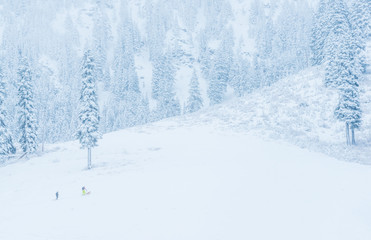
[1,119,371,239]
[181,66,371,163]
[1,67,371,239]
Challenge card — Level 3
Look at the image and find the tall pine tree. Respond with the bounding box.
[326,0,363,145]
[17,53,38,156]
[335,53,361,146]
[0,66,16,158]
[76,50,100,169]
[334,71,361,145]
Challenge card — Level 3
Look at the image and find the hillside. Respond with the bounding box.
[2,117,371,240]
[1,67,371,239]
[178,66,371,163]
[0,0,317,143]
[0,0,368,239]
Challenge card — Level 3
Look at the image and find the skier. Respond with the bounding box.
[82,186,89,195]
[56,191,59,200]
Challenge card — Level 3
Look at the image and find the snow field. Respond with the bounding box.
[1,121,371,239]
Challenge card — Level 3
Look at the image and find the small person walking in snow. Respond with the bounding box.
[56,192,59,200]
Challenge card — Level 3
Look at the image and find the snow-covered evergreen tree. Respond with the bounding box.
[144,0,170,61]
[325,0,363,145]
[119,58,146,128]
[324,32,345,88]
[108,16,147,130]
[199,33,212,86]
[273,0,312,77]
[0,66,16,158]
[92,1,111,89]
[17,53,38,155]
[249,2,276,87]
[229,53,253,97]
[311,0,330,66]
[49,13,81,143]
[185,71,203,114]
[334,69,362,145]
[152,54,180,119]
[207,27,234,105]
[350,0,370,40]
[350,0,371,73]
[324,0,351,87]
[208,45,230,105]
[76,50,100,169]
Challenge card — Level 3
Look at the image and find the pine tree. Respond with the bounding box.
[350,0,370,40]
[136,95,150,125]
[208,49,229,105]
[324,31,344,88]
[350,0,371,73]
[0,66,16,158]
[152,54,180,119]
[92,1,111,88]
[327,0,363,145]
[252,8,276,86]
[324,0,351,87]
[207,27,234,105]
[334,69,362,145]
[199,33,213,86]
[311,0,330,65]
[17,53,38,156]
[151,56,163,101]
[120,58,143,128]
[108,16,145,130]
[76,50,100,169]
[273,0,312,76]
[229,56,252,97]
[185,71,203,114]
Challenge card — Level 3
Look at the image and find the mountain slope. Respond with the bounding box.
[1,66,371,239]
[1,87,371,239]
[1,123,371,240]
[180,66,371,163]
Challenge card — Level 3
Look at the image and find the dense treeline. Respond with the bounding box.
[0,0,369,159]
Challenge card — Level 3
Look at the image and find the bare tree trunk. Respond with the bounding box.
[88,147,92,169]
[351,127,356,145]
[19,152,27,160]
[346,122,350,146]
[41,125,45,152]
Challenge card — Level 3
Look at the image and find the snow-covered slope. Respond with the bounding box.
[1,66,371,239]
[178,66,371,163]
[2,73,371,239]
[1,121,371,240]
